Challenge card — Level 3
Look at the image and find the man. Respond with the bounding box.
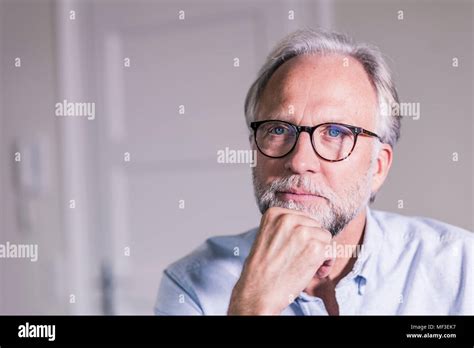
[154,29,473,315]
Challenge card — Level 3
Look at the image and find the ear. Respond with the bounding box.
[371,143,393,196]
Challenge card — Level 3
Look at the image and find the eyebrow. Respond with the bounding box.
[264,114,352,124]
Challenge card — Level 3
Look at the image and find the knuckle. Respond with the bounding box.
[298,226,311,241]
[290,225,306,241]
[308,238,322,251]
[325,231,333,242]
[318,229,333,243]
[261,207,280,226]
[278,213,295,229]
[307,239,326,260]
[262,207,276,221]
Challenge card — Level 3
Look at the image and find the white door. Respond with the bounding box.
[67,0,321,314]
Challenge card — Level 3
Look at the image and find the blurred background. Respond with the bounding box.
[0,0,472,314]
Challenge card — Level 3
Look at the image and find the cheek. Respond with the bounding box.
[254,153,286,180]
[324,152,372,192]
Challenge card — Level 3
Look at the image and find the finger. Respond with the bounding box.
[293,214,323,229]
[271,207,319,221]
[315,258,334,279]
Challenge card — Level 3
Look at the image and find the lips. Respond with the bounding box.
[280,189,317,196]
[276,189,324,201]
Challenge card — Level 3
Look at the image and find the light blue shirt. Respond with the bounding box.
[154,209,473,315]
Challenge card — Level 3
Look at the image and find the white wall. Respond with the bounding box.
[0,0,67,314]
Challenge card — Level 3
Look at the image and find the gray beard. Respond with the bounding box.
[252,170,373,237]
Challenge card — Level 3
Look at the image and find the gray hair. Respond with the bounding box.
[244,28,401,148]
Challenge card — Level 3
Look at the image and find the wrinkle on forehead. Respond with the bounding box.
[256,54,378,128]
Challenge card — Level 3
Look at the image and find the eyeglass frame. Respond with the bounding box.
[250,119,383,162]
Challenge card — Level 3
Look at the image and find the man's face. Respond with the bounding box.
[252,54,383,236]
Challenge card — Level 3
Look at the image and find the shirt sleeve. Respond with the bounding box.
[154,269,204,315]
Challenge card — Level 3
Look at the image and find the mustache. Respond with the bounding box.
[263,175,335,201]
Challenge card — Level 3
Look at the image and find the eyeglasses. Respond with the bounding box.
[250,120,382,162]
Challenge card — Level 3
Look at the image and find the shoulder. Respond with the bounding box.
[162,227,258,305]
[371,209,473,248]
[364,210,473,314]
[371,209,473,285]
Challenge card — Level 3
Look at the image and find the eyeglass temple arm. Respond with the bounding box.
[357,128,384,142]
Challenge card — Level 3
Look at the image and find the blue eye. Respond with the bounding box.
[328,127,342,137]
[270,127,287,135]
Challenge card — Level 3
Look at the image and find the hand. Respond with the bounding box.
[227,207,334,315]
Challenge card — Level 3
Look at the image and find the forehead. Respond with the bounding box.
[257,54,378,125]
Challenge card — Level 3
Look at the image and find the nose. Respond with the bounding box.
[284,131,322,174]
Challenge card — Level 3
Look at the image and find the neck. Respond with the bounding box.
[305,207,367,294]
